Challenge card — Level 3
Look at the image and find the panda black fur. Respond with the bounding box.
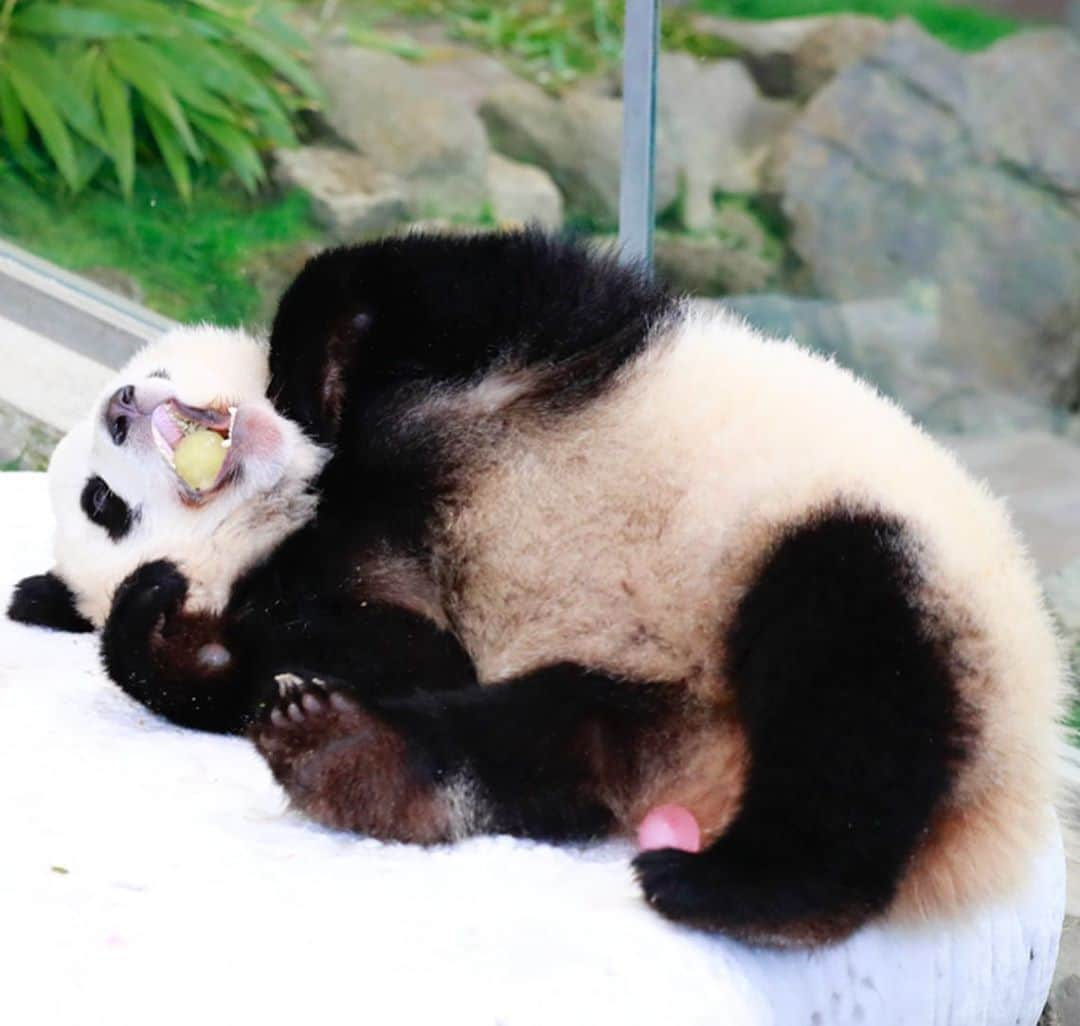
[7,231,1068,946]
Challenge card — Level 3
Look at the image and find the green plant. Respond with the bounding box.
[0,159,320,324]
[697,0,1020,52]
[352,1,737,89]
[0,0,322,201]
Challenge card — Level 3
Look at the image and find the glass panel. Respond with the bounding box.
[619,0,659,265]
[1,1,1076,695]
[653,2,1079,686]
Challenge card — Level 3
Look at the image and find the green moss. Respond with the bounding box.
[0,159,319,325]
[340,0,739,89]
[696,0,1020,52]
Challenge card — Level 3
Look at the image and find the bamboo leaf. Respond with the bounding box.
[88,0,214,36]
[11,6,143,38]
[161,36,283,114]
[7,40,108,149]
[0,70,30,153]
[106,38,202,160]
[147,45,246,123]
[96,58,135,197]
[6,65,80,188]
[2,0,315,197]
[143,98,191,203]
[191,9,323,103]
[191,112,264,193]
[72,134,107,191]
[252,9,312,55]
[162,39,296,145]
[71,48,100,103]
[0,70,45,180]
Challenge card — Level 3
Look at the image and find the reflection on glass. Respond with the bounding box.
[0,2,1076,687]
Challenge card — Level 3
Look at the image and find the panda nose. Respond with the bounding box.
[106,385,138,445]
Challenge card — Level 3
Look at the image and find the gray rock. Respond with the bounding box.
[919,390,1069,437]
[242,240,324,328]
[691,12,885,97]
[654,206,781,295]
[315,44,489,219]
[718,291,967,410]
[966,31,1080,197]
[487,153,564,229]
[480,80,677,227]
[942,431,1080,574]
[658,54,796,230]
[691,13,828,61]
[781,20,1080,406]
[272,146,410,240]
[718,289,1076,440]
[715,292,849,353]
[790,15,890,98]
[416,50,520,114]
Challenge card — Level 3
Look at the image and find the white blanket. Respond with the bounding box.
[0,472,1063,1026]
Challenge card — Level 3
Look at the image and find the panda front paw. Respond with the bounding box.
[111,560,189,624]
[102,560,189,687]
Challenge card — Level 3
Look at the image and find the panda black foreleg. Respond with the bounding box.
[101,560,255,734]
[635,510,971,945]
[252,663,679,844]
[102,558,477,736]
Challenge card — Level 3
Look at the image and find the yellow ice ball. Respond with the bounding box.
[174,429,226,491]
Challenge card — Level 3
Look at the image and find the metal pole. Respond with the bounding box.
[618,0,659,270]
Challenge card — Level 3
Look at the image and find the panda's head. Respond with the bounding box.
[8,325,328,631]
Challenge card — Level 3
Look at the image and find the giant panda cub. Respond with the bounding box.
[8,231,1068,946]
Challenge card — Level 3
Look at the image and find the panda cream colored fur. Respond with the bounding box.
[8,232,1069,946]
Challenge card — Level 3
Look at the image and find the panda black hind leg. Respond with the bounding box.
[635,507,972,945]
[252,663,684,845]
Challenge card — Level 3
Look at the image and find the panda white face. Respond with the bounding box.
[47,325,328,627]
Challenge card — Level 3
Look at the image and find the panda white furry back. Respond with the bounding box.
[436,302,1067,928]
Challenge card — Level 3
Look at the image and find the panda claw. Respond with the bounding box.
[274,671,305,695]
[254,673,381,787]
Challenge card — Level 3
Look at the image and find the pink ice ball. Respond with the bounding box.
[637,804,702,853]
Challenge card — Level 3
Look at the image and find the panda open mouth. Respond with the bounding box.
[150,400,239,497]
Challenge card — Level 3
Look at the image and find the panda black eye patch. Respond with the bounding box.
[80,475,137,541]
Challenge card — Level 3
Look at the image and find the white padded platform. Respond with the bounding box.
[0,472,1064,1026]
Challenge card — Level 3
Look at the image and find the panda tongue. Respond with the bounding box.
[151,404,185,449]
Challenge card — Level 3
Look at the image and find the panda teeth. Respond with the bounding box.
[151,419,176,469]
[170,409,198,436]
[222,406,237,449]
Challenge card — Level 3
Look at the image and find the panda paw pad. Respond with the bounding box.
[254,672,371,775]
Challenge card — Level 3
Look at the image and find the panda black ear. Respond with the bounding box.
[7,572,94,633]
[318,310,370,436]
